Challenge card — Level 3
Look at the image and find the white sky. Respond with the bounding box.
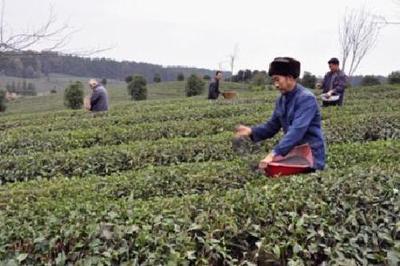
[4,0,400,76]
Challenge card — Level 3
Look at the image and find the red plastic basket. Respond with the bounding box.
[265,164,311,177]
[264,144,314,177]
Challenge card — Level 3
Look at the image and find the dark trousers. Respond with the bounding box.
[322,100,341,107]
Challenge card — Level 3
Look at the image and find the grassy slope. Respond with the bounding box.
[1,78,252,115]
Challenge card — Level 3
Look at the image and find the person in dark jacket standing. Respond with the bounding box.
[321,58,347,107]
[86,79,109,112]
[208,71,223,100]
[235,57,326,171]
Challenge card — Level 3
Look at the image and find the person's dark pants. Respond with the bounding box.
[208,93,219,100]
[322,93,344,107]
[322,100,341,107]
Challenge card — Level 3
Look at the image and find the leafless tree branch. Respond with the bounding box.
[228,44,239,81]
[0,0,112,57]
[0,4,73,53]
[376,16,400,25]
[374,1,400,25]
[339,7,381,76]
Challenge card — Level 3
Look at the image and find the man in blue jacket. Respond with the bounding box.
[321,58,347,107]
[87,79,109,112]
[235,57,326,171]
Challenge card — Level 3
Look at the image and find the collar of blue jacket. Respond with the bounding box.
[282,85,298,97]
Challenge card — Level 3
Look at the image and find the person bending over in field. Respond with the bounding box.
[85,79,109,112]
[235,57,326,172]
[208,71,223,100]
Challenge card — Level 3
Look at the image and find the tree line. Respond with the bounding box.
[231,69,400,89]
[0,51,224,82]
[5,80,37,96]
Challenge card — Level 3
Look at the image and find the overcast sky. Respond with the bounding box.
[4,0,400,76]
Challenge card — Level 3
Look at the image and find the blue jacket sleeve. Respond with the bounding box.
[332,74,347,94]
[250,101,281,142]
[90,90,101,110]
[321,73,328,92]
[273,95,317,156]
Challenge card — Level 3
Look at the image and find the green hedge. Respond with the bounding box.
[2,109,400,156]
[0,161,398,264]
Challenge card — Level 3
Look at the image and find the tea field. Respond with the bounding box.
[0,85,399,265]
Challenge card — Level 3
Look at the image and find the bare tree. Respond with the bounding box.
[378,0,400,25]
[339,8,382,76]
[377,18,400,25]
[228,44,239,81]
[0,0,74,53]
[0,0,111,56]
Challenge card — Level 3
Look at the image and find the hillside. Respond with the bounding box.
[1,80,249,115]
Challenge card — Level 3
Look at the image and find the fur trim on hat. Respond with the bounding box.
[268,57,301,78]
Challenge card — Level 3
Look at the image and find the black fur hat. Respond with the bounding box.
[268,57,301,78]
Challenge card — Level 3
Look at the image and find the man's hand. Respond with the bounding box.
[327,90,334,97]
[258,152,276,169]
[84,96,91,111]
[234,125,252,138]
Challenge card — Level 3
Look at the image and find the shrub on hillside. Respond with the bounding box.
[125,76,133,83]
[0,90,6,112]
[185,74,205,97]
[177,73,185,81]
[153,73,162,83]
[300,71,317,89]
[361,75,381,86]
[64,81,84,109]
[128,75,147,101]
[388,71,400,84]
[252,72,267,86]
[203,75,211,80]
